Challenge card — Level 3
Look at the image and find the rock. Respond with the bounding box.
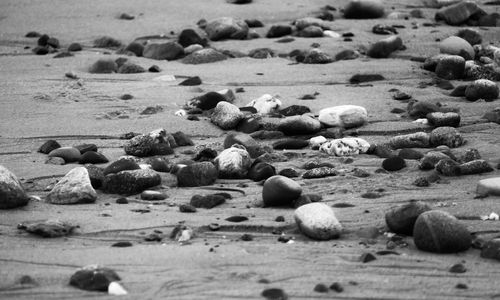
[262,175,302,207]
[85,165,104,189]
[457,28,482,46]
[124,42,144,56]
[25,31,42,38]
[279,105,311,117]
[38,140,61,154]
[483,107,500,124]
[179,76,202,86]
[46,157,65,165]
[481,238,500,261]
[148,65,161,72]
[407,100,455,119]
[46,167,97,204]
[302,49,334,64]
[459,159,493,175]
[465,79,499,102]
[372,144,396,158]
[211,101,244,130]
[318,105,368,129]
[435,158,461,176]
[435,55,465,80]
[94,36,122,48]
[303,161,335,170]
[176,162,218,187]
[278,115,321,135]
[103,158,140,175]
[435,1,485,26]
[48,147,81,163]
[298,26,324,38]
[182,48,228,64]
[68,43,82,52]
[214,145,252,179]
[459,148,481,163]
[248,161,276,181]
[309,136,327,149]
[349,73,385,84]
[419,151,452,170]
[478,13,500,27]
[179,204,197,213]
[245,19,264,27]
[143,42,184,60]
[124,134,155,157]
[398,148,424,160]
[273,139,309,150]
[439,36,475,60]
[193,148,218,162]
[70,265,121,292]
[261,288,289,300]
[223,132,263,158]
[178,28,207,48]
[79,151,109,164]
[188,91,229,110]
[302,167,338,179]
[89,59,117,73]
[382,157,406,171]
[385,201,432,235]
[74,144,97,154]
[0,165,30,209]
[477,177,500,196]
[146,157,172,173]
[172,131,194,146]
[237,115,261,133]
[413,210,472,253]
[249,48,275,59]
[190,194,226,209]
[427,112,460,128]
[141,190,167,201]
[251,130,284,140]
[205,17,249,41]
[266,25,293,38]
[430,127,464,148]
[294,203,342,240]
[335,49,360,61]
[319,138,370,156]
[372,24,397,35]
[389,132,430,149]
[117,62,146,74]
[245,94,282,114]
[278,168,299,178]
[33,46,49,55]
[367,36,403,58]
[102,169,161,195]
[344,0,385,19]
[18,219,77,238]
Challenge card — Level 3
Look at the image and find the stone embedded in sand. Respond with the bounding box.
[407,100,455,119]
[263,175,302,207]
[435,1,484,26]
[89,59,118,74]
[481,238,500,261]
[179,76,202,86]
[435,55,465,80]
[94,36,122,48]
[320,138,370,156]
[294,17,329,31]
[68,43,82,52]
[389,132,430,149]
[344,0,385,19]
[247,161,276,181]
[182,48,228,64]
[335,49,360,61]
[143,42,184,60]
[385,201,433,235]
[266,24,293,38]
[0,165,30,209]
[298,25,324,38]
[223,132,263,158]
[302,167,338,179]
[18,219,77,238]
[205,17,249,41]
[439,36,475,60]
[102,168,161,195]
[278,114,321,135]
[459,159,493,175]
[190,194,226,209]
[214,145,252,179]
[48,147,81,163]
[430,126,464,148]
[79,151,108,164]
[211,101,244,130]
[413,210,472,253]
[74,144,97,154]
[248,48,276,59]
[245,94,282,114]
[273,138,309,150]
[482,107,500,124]
[46,167,97,204]
[367,36,403,58]
[123,42,144,56]
[459,148,481,163]
[465,79,499,102]
[382,157,406,171]
[178,28,207,48]
[294,203,342,240]
[103,158,140,176]
[237,115,262,134]
[457,28,482,46]
[117,62,146,74]
[419,151,452,170]
[70,265,121,292]
[426,112,461,128]
[85,165,104,189]
[124,134,155,157]
[172,131,194,146]
[398,148,424,160]
[318,105,368,129]
[141,190,167,201]
[477,177,500,196]
[176,162,218,187]
[38,140,61,154]
[303,48,334,64]
[349,73,385,84]
[435,158,461,176]
[188,91,229,110]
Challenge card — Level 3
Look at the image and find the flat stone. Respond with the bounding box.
[476,177,500,196]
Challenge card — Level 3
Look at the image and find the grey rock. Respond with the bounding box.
[102,169,161,195]
[0,165,29,209]
[46,167,97,204]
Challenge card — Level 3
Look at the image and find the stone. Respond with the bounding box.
[245,19,264,27]
[85,165,104,189]
[465,79,499,102]
[179,204,197,213]
[193,148,218,162]
[124,134,155,157]
[94,36,122,48]
[318,105,368,129]
[372,24,397,35]
[278,168,299,178]
[103,158,140,175]
[430,127,464,148]
[88,59,117,74]
[184,44,203,54]
[247,161,276,181]
[372,144,396,158]
[178,28,207,48]
[172,131,194,146]
[117,62,146,74]
[382,157,406,171]
[279,105,311,117]
[419,151,452,170]
[70,265,121,292]
[266,25,293,38]
[407,100,455,119]
[102,169,161,195]
[303,49,334,64]
[349,73,385,84]
[0,165,30,209]
[190,194,226,209]
[188,91,229,110]
[38,140,61,154]
[46,157,65,165]
[459,148,481,163]
[302,167,338,179]
[481,238,500,261]
[214,145,252,179]
[294,203,342,240]
[319,138,370,156]
[68,43,82,52]
[278,115,321,135]
[435,1,485,26]
[367,36,403,58]
[179,76,202,86]
[249,48,275,59]
[457,28,482,45]
[79,151,109,164]
[385,201,432,235]
[273,139,309,150]
[237,115,261,133]
[18,219,77,238]
[303,161,335,170]
[146,157,172,173]
[427,112,460,128]
[478,13,500,27]
[309,136,327,150]
[435,158,461,176]
[210,101,244,130]
[477,177,500,196]
[143,42,184,60]
[262,175,302,207]
[245,94,282,114]
[261,288,288,300]
[459,160,493,175]
[482,107,500,124]
[74,144,97,154]
[335,49,360,61]
[182,48,228,64]
[205,17,249,41]
[413,210,472,253]
[344,0,385,19]
[439,36,475,60]
[294,17,329,30]
[389,132,430,149]
[46,167,97,204]
[141,190,167,201]
[251,130,284,140]
[124,42,144,56]
[398,148,424,160]
[48,147,81,163]
[435,55,465,80]
[176,162,218,187]
[298,26,324,38]
[33,46,49,55]
[223,132,263,158]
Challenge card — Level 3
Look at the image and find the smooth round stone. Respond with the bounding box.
[140,190,167,201]
[68,42,82,52]
[214,146,252,179]
[210,101,244,130]
[435,55,465,80]
[103,158,140,175]
[367,36,403,58]
[143,42,184,60]
[262,175,302,207]
[0,165,30,209]
[413,210,472,253]
[477,177,500,196]
[38,140,61,154]
[247,161,276,181]
[273,139,309,150]
[236,115,262,134]
[439,36,475,60]
[298,25,324,38]
[48,147,82,163]
[465,79,499,102]
[309,136,327,149]
[88,59,117,74]
[182,48,228,64]
[385,201,432,235]
[223,132,263,158]
[382,156,406,171]
[266,24,293,38]
[429,127,464,148]
[318,105,368,129]
[294,203,342,240]
[176,162,218,187]
[398,148,423,160]
[457,28,482,45]
[277,115,321,135]
[79,151,109,164]
[344,0,385,19]
[426,112,461,128]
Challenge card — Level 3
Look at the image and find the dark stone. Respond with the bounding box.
[237,115,262,134]
[250,130,285,140]
[279,105,311,116]
[385,201,432,235]
[372,144,396,158]
[79,151,108,164]
[177,162,218,187]
[249,48,275,59]
[25,31,42,38]
[118,13,135,20]
[392,91,412,101]
[360,252,377,263]
[427,112,460,128]
[335,49,359,61]
[367,36,403,58]
[143,42,184,60]
[149,65,161,72]
[172,131,194,146]
[245,19,264,27]
[103,159,140,175]
[450,85,467,97]
[117,62,146,74]
[266,25,293,38]
[349,73,385,84]
[449,263,467,273]
[330,282,344,293]
[435,158,461,176]
[382,157,406,171]
[482,108,500,124]
[435,55,465,80]
[223,132,263,158]
[407,100,452,119]
[89,59,117,74]
[190,194,226,209]
[47,37,60,48]
[435,2,485,26]
[38,140,61,154]
[314,283,329,293]
[179,204,197,213]
[344,0,385,19]
[248,161,276,181]
[302,49,334,64]
[178,29,207,48]
[398,148,423,160]
[93,36,122,48]
[435,79,454,90]
[478,13,500,27]
[102,169,161,195]
[69,266,121,291]
[85,165,104,189]
[33,46,49,55]
[190,91,227,110]
[179,76,202,86]
[115,197,128,204]
[413,177,430,187]
[112,241,133,247]
[53,52,74,59]
[146,157,172,173]
[261,288,288,300]
[37,34,49,46]
[262,175,302,207]
[273,139,309,150]
[74,144,97,154]
[193,148,218,162]
[372,24,397,35]
[481,238,500,261]
[278,168,299,178]
[225,216,249,222]
[457,28,482,45]
[68,43,83,52]
[149,143,174,156]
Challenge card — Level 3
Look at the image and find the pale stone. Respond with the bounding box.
[309,136,327,149]
[318,105,368,128]
[210,101,244,130]
[294,203,342,240]
[0,165,29,209]
[319,138,370,156]
[214,145,252,179]
[245,94,282,114]
[477,177,500,196]
[439,36,475,60]
[46,167,97,204]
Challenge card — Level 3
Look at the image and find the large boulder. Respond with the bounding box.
[205,17,249,41]
[318,105,368,128]
[46,167,97,204]
[0,165,30,209]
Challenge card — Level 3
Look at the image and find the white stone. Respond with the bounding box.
[319,138,370,156]
[439,36,475,59]
[245,94,282,114]
[477,177,500,196]
[175,109,187,116]
[323,30,341,38]
[294,203,342,240]
[217,88,235,103]
[214,145,252,179]
[210,101,244,130]
[46,167,97,204]
[309,136,327,149]
[184,44,203,54]
[152,74,176,81]
[108,282,128,296]
[0,165,29,209]
[318,105,368,128]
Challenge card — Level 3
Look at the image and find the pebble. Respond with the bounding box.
[94,36,122,48]
[476,177,500,196]
[372,24,397,35]
[247,161,276,181]
[429,126,464,148]
[190,194,226,209]
[277,115,321,135]
[48,147,81,163]
[459,148,481,163]
[294,203,342,240]
[0,165,30,209]
[262,175,302,207]
[482,107,500,124]
[214,145,252,179]
[360,252,377,263]
[398,148,424,160]
[88,59,117,73]
[330,282,344,293]
[123,42,144,56]
[38,139,61,154]
[18,219,76,238]
[464,79,499,101]
[435,55,465,80]
[223,132,262,158]
[426,112,460,127]
[179,76,202,86]
[367,36,403,58]
[248,48,275,58]
[205,17,249,41]
[349,73,385,84]
[69,265,121,292]
[68,43,82,52]
[382,157,406,171]
[79,151,108,164]
[124,134,155,157]
[211,101,244,130]
[309,136,327,149]
[302,48,334,64]
[189,91,230,111]
[74,144,97,154]
[460,159,493,175]
[148,65,161,72]
[318,105,368,129]
[266,25,293,38]
[335,49,359,61]
[273,139,309,150]
[302,167,338,179]
[182,48,228,64]
[46,157,65,165]
[439,36,475,60]
[413,210,472,253]
[449,263,467,273]
[435,158,461,176]
[261,288,288,300]
[179,204,197,213]
[385,201,432,235]
[245,94,282,114]
[117,62,146,74]
[435,1,484,26]
[178,29,206,48]
[103,158,140,175]
[457,28,482,45]
[344,0,385,19]
[143,42,184,60]
[176,162,218,187]
[480,238,500,261]
[102,169,161,195]
[279,105,310,117]
[319,138,370,156]
[141,190,167,201]
[278,168,299,178]
[33,46,49,55]
[371,144,396,158]
[46,167,97,204]
[419,151,451,170]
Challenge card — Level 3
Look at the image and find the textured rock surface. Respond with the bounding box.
[294,203,342,240]
[102,169,161,195]
[176,162,218,187]
[318,105,368,128]
[385,201,432,235]
[46,167,97,204]
[210,101,244,130]
[319,138,370,156]
[214,145,252,179]
[0,165,30,209]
